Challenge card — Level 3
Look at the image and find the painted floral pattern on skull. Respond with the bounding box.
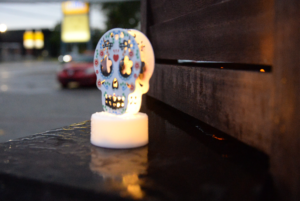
[94,28,143,115]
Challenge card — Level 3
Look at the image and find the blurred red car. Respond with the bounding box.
[57,54,96,88]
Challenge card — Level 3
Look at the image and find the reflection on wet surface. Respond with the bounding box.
[90,146,147,199]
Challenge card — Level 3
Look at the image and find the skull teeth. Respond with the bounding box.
[105,95,125,109]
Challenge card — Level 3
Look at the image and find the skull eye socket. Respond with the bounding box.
[119,56,133,78]
[101,55,113,77]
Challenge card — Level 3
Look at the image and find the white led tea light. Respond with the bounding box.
[90,28,155,149]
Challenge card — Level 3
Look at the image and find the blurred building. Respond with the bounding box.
[0,29,52,62]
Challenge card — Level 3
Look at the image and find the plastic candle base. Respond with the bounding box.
[90,112,148,149]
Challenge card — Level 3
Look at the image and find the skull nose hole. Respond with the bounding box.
[112,78,118,89]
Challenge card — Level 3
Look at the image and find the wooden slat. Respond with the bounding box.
[140,0,148,35]
[148,64,273,154]
[148,0,274,65]
[148,0,224,25]
[271,0,300,199]
[143,0,300,199]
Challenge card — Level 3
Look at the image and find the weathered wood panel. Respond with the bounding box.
[148,64,273,154]
[148,0,224,25]
[271,0,300,199]
[142,0,300,199]
[140,0,148,34]
[148,0,274,65]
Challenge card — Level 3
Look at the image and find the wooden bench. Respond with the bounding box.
[141,0,300,199]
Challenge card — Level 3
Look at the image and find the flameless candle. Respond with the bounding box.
[91,112,148,148]
[91,28,154,149]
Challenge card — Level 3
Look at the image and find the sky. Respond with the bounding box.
[0,2,106,31]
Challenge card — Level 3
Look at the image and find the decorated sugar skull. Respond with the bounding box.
[94,28,154,115]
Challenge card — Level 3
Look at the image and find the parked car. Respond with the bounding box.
[57,54,96,88]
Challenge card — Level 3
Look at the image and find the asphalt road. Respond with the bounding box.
[0,61,102,142]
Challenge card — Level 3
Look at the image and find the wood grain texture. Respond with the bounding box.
[140,0,148,34]
[142,0,300,199]
[148,0,223,25]
[148,64,274,154]
[148,0,274,65]
[271,0,300,199]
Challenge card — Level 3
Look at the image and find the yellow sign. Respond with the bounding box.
[23,31,44,49]
[61,14,90,43]
[23,31,34,49]
[23,31,34,41]
[34,31,44,49]
[62,1,89,15]
[34,31,44,41]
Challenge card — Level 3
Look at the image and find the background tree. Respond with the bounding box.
[49,23,61,57]
[101,1,141,32]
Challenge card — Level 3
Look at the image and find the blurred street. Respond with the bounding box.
[0,61,102,142]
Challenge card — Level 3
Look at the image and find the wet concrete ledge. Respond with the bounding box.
[0,96,276,200]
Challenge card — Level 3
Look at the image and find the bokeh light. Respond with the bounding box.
[0,24,7,33]
[63,55,72,62]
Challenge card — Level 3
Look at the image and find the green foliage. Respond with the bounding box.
[49,23,61,57]
[101,1,141,32]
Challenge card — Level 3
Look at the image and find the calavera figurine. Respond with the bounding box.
[94,28,154,115]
